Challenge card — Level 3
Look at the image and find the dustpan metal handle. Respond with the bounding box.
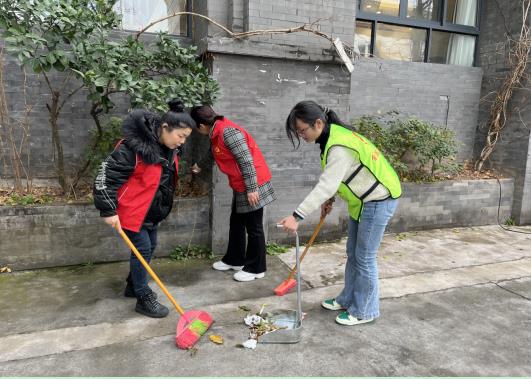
[287,216,325,281]
[118,229,186,316]
[295,231,302,323]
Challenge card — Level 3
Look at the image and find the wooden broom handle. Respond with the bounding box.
[286,216,325,281]
[119,229,186,316]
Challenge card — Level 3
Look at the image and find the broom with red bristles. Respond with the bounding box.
[274,216,325,296]
[118,229,213,349]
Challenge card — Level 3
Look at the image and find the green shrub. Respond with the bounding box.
[353,113,460,181]
[170,245,213,261]
[266,242,290,256]
[5,193,54,206]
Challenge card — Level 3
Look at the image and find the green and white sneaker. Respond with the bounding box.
[335,311,374,326]
[321,298,344,311]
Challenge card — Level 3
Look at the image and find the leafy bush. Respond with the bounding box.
[353,113,460,181]
[169,245,213,261]
[5,193,54,206]
[266,242,289,256]
[85,117,124,178]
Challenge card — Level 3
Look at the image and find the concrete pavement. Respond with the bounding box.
[0,225,530,376]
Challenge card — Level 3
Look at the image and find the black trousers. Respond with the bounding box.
[222,204,267,274]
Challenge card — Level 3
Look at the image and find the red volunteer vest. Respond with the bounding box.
[114,140,179,232]
[210,118,271,192]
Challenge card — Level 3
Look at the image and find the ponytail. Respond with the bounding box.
[158,98,196,131]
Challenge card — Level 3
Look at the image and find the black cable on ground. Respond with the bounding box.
[496,176,531,234]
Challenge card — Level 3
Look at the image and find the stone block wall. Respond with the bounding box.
[349,59,483,161]
[0,197,210,270]
[389,178,514,232]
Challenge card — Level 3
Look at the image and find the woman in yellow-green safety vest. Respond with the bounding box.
[279,100,401,326]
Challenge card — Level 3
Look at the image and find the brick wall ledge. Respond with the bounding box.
[206,37,344,63]
[0,197,210,271]
[268,178,515,244]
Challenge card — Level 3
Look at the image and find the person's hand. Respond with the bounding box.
[279,215,299,234]
[321,199,334,218]
[104,215,122,232]
[247,191,259,207]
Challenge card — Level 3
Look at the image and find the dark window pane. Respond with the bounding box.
[446,0,477,26]
[375,23,426,62]
[430,31,475,66]
[355,21,373,57]
[113,0,187,35]
[407,0,441,21]
[360,0,400,17]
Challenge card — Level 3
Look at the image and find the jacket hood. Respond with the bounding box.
[122,109,163,164]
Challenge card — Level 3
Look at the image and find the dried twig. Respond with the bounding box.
[135,11,353,53]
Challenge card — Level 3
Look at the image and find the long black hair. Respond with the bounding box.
[285,100,347,148]
[189,104,224,127]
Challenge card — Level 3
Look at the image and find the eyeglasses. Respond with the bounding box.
[295,125,312,135]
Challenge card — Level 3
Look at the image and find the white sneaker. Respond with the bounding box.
[233,270,265,282]
[335,311,375,326]
[212,261,244,271]
[321,298,345,311]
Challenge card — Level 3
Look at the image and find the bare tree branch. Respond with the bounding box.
[476,0,531,171]
[135,11,352,51]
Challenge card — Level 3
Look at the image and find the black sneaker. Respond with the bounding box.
[135,292,169,318]
[124,278,157,299]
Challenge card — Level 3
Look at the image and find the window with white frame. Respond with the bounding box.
[355,0,479,66]
[113,0,188,36]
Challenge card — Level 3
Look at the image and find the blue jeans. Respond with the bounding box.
[336,198,398,320]
[124,226,158,298]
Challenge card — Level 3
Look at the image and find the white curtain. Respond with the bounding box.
[447,34,475,65]
[447,0,476,66]
[450,0,477,26]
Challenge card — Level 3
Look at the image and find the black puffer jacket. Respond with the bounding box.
[93,110,179,227]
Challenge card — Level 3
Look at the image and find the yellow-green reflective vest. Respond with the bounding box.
[321,123,402,220]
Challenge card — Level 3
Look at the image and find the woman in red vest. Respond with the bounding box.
[93,99,194,318]
[190,105,276,282]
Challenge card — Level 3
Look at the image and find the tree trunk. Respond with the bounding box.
[49,92,66,193]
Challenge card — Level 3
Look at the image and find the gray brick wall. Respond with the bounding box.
[0,197,210,270]
[208,50,486,252]
[208,53,351,252]
[389,179,514,232]
[474,0,531,224]
[350,59,483,161]
[246,0,355,47]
